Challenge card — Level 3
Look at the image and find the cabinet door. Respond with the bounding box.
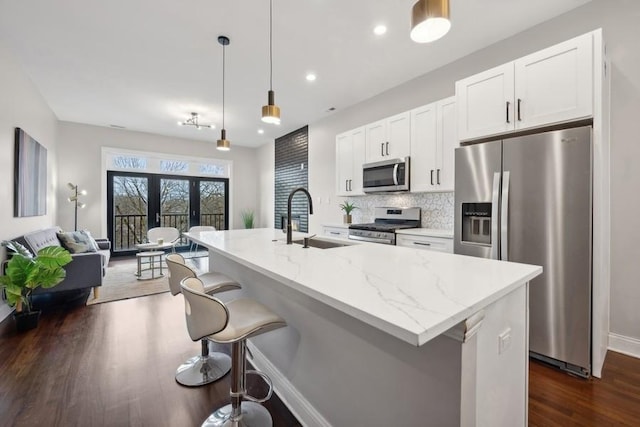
[410,103,438,192]
[386,112,411,159]
[436,97,458,191]
[365,120,387,163]
[514,32,593,130]
[456,63,515,141]
[336,132,353,196]
[350,127,365,194]
[323,226,349,239]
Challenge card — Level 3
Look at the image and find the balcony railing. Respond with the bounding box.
[113,213,225,251]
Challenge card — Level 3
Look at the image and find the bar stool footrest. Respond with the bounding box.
[243,369,274,403]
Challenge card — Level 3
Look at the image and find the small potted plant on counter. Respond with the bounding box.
[0,241,72,332]
[241,210,255,229]
[339,201,358,224]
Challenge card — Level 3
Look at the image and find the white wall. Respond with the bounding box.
[256,141,275,228]
[56,122,260,237]
[305,1,640,347]
[0,40,59,319]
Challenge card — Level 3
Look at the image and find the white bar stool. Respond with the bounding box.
[166,253,240,387]
[181,277,286,427]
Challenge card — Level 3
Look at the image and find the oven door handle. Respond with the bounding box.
[393,163,399,185]
[348,234,394,245]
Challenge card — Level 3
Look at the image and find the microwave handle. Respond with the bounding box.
[393,164,399,185]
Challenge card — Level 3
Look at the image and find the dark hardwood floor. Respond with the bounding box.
[1,290,639,426]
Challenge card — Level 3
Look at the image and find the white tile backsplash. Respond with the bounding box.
[345,192,454,230]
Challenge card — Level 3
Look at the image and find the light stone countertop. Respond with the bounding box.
[185,228,541,347]
[396,228,454,239]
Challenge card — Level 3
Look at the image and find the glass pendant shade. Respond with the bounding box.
[216,128,230,151]
[410,0,451,43]
[261,90,281,125]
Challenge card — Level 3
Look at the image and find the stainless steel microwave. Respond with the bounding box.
[362,157,410,193]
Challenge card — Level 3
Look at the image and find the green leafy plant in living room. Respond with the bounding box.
[241,210,255,229]
[0,240,72,330]
[339,201,358,224]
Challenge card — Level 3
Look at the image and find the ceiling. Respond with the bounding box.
[0,0,592,148]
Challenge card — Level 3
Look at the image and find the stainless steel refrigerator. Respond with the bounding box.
[454,125,592,377]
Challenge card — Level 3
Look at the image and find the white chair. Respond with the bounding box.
[187,226,216,256]
[147,227,180,252]
[166,253,241,387]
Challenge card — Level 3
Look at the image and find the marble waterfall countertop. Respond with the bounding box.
[185,228,542,347]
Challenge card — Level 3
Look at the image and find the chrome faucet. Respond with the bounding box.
[286,187,314,244]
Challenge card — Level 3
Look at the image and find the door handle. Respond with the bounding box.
[430,170,434,185]
[490,172,500,260]
[501,171,510,261]
[437,169,441,185]
[381,143,384,156]
[517,99,522,121]
[385,142,389,156]
[506,101,511,124]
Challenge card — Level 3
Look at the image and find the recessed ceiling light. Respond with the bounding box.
[373,25,387,36]
[306,73,317,82]
[258,129,264,134]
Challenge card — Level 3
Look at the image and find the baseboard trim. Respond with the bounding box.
[0,303,13,323]
[609,333,640,359]
[247,340,331,427]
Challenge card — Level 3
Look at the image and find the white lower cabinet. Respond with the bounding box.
[396,234,453,253]
[322,225,349,239]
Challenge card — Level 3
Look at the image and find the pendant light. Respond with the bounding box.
[261,0,281,125]
[217,36,231,151]
[410,0,451,43]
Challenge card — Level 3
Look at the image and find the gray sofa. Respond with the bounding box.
[14,227,111,296]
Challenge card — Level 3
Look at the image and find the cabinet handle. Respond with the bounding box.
[385,142,389,156]
[506,101,511,123]
[517,98,522,121]
[348,179,352,191]
[345,180,348,191]
[330,232,340,235]
[430,170,434,185]
[381,143,384,156]
[414,242,431,246]
[437,169,441,185]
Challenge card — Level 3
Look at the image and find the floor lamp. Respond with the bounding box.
[67,183,86,231]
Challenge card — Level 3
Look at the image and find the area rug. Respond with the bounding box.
[87,257,205,305]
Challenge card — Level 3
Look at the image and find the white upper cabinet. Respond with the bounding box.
[456,63,515,142]
[365,112,411,163]
[336,127,365,196]
[514,33,593,130]
[456,32,594,142]
[411,97,457,192]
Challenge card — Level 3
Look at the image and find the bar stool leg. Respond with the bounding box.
[176,339,232,387]
[202,341,273,427]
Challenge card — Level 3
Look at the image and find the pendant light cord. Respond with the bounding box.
[222,42,226,129]
[269,0,273,91]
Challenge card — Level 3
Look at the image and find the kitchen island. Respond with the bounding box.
[185,228,542,427]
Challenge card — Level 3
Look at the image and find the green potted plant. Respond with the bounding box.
[241,210,255,229]
[0,241,72,332]
[339,201,358,224]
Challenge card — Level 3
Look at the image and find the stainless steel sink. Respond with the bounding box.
[292,238,351,249]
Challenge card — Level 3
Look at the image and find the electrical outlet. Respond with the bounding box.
[498,328,512,354]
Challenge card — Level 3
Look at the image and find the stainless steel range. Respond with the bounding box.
[348,207,421,245]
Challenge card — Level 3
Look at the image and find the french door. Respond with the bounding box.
[107,171,229,255]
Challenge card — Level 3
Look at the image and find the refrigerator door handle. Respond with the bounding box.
[501,171,510,261]
[491,172,501,260]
